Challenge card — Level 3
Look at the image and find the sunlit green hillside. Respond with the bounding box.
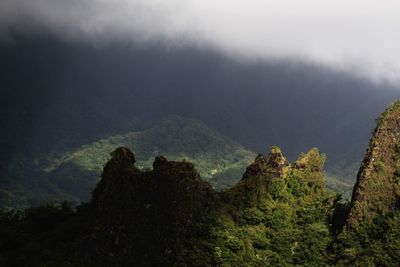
[0,116,354,208]
[43,117,256,200]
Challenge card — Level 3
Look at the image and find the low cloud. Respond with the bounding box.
[1,0,400,84]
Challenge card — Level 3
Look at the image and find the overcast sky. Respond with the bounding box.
[1,0,400,84]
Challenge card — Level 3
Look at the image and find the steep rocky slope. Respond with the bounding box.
[347,101,400,227]
[85,147,216,266]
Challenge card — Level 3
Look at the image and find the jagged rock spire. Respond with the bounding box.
[347,101,400,227]
[227,146,290,207]
[91,146,138,213]
[242,146,289,180]
[293,148,326,189]
[86,147,215,265]
[265,146,290,178]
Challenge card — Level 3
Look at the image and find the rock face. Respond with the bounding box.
[91,147,139,214]
[242,147,289,180]
[347,101,400,227]
[87,147,215,266]
[226,147,287,207]
[227,146,325,207]
[293,148,326,189]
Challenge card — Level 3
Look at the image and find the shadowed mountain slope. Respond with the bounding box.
[0,117,255,207]
[1,37,400,199]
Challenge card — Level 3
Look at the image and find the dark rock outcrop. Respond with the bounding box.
[86,147,216,266]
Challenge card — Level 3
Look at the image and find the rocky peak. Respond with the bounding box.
[292,148,326,189]
[86,147,215,265]
[294,148,324,172]
[265,146,290,177]
[152,155,168,168]
[241,154,268,179]
[91,147,138,213]
[110,146,136,164]
[242,146,289,180]
[87,147,146,265]
[347,101,400,227]
[227,147,290,207]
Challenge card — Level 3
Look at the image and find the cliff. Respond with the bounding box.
[86,147,216,266]
[347,101,400,227]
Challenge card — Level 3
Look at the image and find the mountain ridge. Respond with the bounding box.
[0,116,356,208]
[1,38,399,197]
[0,116,256,207]
[347,101,400,227]
[2,103,400,266]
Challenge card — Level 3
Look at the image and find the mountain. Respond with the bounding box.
[347,101,400,227]
[0,117,255,207]
[331,101,400,266]
[1,36,400,195]
[0,146,337,266]
[44,116,256,197]
[2,101,400,266]
[0,115,353,208]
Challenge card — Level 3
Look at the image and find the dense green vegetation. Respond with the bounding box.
[2,38,398,204]
[44,116,356,198]
[45,116,255,185]
[0,117,256,208]
[0,116,355,208]
[209,148,337,266]
[334,210,400,266]
[3,100,400,266]
[0,143,399,266]
[2,36,400,266]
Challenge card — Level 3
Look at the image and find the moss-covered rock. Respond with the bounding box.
[347,100,400,227]
[293,148,326,191]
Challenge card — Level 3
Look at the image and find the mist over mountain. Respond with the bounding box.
[2,2,400,265]
[2,1,400,83]
[1,36,399,193]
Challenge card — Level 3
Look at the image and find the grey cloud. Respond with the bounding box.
[1,0,400,84]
